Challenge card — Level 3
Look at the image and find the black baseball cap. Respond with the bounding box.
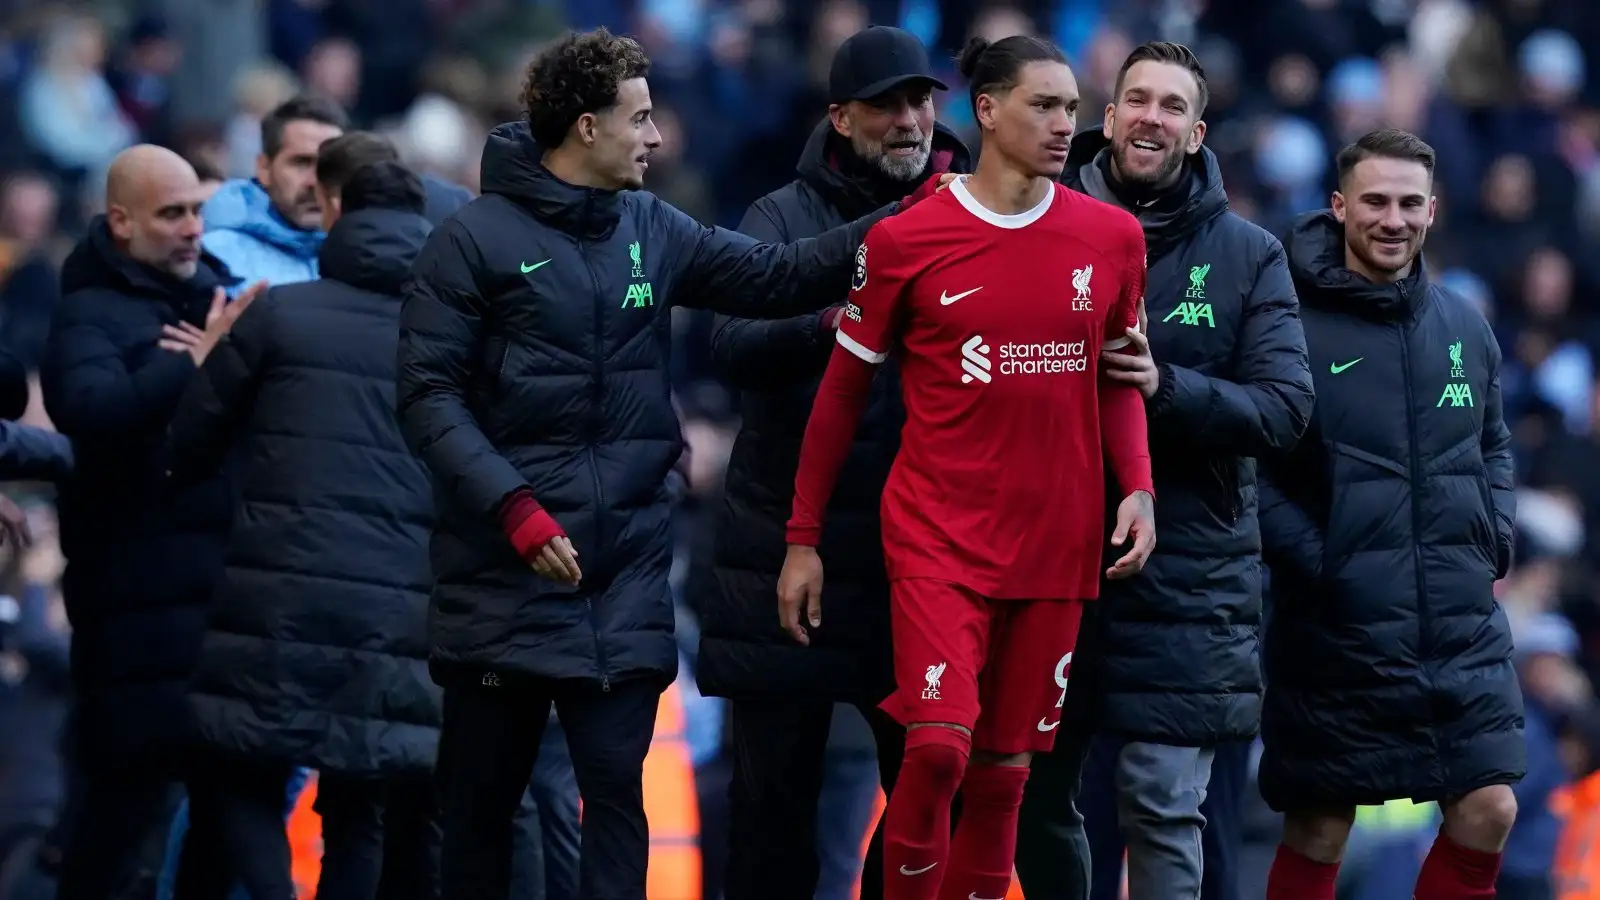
[829,26,948,104]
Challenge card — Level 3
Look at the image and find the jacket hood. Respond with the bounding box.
[319,208,433,295]
[202,178,325,260]
[795,119,972,218]
[1067,126,1229,258]
[61,216,235,303]
[480,121,620,241]
[1286,209,1431,321]
[421,174,473,226]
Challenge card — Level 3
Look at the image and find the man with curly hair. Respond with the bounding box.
[398,26,946,899]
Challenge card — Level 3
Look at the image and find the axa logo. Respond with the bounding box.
[960,336,992,384]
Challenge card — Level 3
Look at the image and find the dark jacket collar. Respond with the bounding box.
[319,208,433,295]
[796,119,972,219]
[480,121,621,241]
[1065,127,1229,259]
[61,216,235,307]
[1286,210,1431,322]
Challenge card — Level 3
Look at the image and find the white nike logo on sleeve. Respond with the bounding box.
[939,287,982,305]
[899,862,938,876]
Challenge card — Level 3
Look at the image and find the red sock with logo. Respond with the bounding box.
[1266,843,1340,900]
[1412,833,1501,899]
[937,763,1028,900]
[884,726,970,900]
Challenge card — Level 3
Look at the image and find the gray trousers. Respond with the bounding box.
[1018,737,1215,900]
[1116,742,1215,899]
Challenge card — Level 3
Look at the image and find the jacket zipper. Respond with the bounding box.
[580,234,611,692]
[1396,286,1436,761]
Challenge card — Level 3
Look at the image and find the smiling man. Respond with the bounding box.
[1013,41,1313,900]
[396,26,942,898]
[1255,129,1523,900]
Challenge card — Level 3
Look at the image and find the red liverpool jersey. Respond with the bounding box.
[831,177,1148,600]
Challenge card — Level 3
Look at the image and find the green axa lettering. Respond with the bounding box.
[623,282,654,309]
[1437,383,1474,407]
[1163,301,1214,328]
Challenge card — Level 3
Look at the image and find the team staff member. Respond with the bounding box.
[1015,41,1313,900]
[698,25,971,900]
[1257,129,1522,900]
[397,28,944,900]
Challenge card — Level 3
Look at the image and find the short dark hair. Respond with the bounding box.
[1336,129,1437,186]
[261,94,348,159]
[316,131,400,195]
[1114,41,1209,116]
[341,161,426,215]
[956,35,1068,114]
[520,28,651,148]
[187,155,224,183]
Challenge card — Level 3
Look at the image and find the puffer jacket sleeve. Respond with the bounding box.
[167,294,275,483]
[397,219,528,520]
[709,198,834,389]
[654,194,893,319]
[1148,238,1314,454]
[0,421,72,482]
[1481,335,1516,578]
[40,292,197,438]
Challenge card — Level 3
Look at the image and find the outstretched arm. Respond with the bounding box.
[709,200,839,389]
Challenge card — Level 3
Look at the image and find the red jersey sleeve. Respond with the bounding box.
[1099,219,1154,497]
[786,222,914,546]
[835,222,913,365]
[1103,223,1145,352]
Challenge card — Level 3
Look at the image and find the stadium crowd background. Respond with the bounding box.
[0,0,1599,897]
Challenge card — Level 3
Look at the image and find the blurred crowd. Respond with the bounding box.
[1,0,1600,897]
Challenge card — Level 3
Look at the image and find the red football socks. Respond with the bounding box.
[883,727,970,900]
[1265,843,1340,900]
[937,763,1028,900]
[1413,833,1502,899]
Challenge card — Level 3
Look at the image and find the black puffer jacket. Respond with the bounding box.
[698,120,971,703]
[40,219,236,773]
[397,122,892,688]
[169,208,440,776]
[1257,211,1524,809]
[1063,133,1314,745]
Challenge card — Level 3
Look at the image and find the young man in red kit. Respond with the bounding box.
[777,34,1157,900]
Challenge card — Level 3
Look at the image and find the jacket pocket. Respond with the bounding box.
[1474,468,1500,570]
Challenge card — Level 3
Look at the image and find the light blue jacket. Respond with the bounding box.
[200,179,323,288]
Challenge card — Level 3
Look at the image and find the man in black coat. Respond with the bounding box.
[697,26,971,900]
[1256,129,1522,900]
[397,28,936,899]
[39,144,259,899]
[168,159,441,898]
[1014,43,1313,900]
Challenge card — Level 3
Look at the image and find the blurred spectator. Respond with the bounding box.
[18,15,136,198]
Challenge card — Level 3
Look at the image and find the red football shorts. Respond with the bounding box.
[879,578,1086,754]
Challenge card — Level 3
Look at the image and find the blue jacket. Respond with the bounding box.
[200,179,323,286]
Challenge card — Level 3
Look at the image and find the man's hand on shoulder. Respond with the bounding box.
[1106,489,1155,579]
[777,544,824,645]
[900,173,959,212]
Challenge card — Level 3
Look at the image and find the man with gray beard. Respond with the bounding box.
[696,25,971,900]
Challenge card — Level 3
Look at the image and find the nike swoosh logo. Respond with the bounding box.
[971,894,1006,900]
[520,259,551,274]
[940,287,982,305]
[1329,358,1363,374]
[899,863,938,876]
[1037,717,1060,732]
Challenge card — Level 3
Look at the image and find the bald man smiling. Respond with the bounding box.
[41,144,262,898]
